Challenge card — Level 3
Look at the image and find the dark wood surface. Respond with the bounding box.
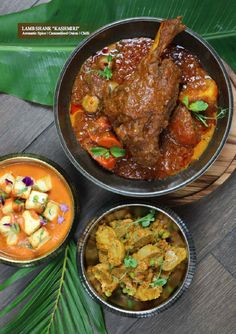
[0,1,236,333]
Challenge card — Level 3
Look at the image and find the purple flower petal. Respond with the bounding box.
[40,217,47,226]
[57,215,65,224]
[5,178,13,185]
[59,204,69,213]
[22,176,34,187]
[3,223,11,226]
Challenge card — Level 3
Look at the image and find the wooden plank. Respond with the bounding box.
[124,255,236,334]
[173,170,236,261]
[0,95,53,155]
[212,227,236,277]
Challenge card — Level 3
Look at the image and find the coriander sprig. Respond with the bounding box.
[86,53,114,80]
[182,95,228,127]
[133,209,156,228]
[90,146,126,159]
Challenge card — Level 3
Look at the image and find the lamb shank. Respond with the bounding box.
[104,17,185,167]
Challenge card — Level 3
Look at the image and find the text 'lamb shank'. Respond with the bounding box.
[104,17,185,167]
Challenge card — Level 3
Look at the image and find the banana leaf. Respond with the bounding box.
[0,0,235,105]
[0,241,108,334]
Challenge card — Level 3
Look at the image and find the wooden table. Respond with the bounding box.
[0,1,236,333]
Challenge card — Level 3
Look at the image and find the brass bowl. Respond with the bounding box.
[77,203,196,317]
[0,153,79,266]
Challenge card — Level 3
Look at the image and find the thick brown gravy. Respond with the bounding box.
[70,38,218,180]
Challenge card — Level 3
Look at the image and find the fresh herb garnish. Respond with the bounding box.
[133,209,156,228]
[17,187,28,195]
[150,277,167,287]
[10,223,20,234]
[14,199,24,204]
[97,66,113,80]
[124,256,138,268]
[150,257,167,287]
[86,54,113,80]
[110,147,126,158]
[90,146,126,159]
[182,95,228,127]
[33,195,39,203]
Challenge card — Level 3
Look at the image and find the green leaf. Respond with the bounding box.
[0,241,107,334]
[0,0,235,106]
[182,95,189,108]
[90,146,109,157]
[188,100,209,112]
[97,66,113,80]
[124,256,138,268]
[150,278,167,287]
[133,209,156,227]
[110,147,126,158]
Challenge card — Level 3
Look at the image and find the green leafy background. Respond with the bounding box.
[0,0,235,105]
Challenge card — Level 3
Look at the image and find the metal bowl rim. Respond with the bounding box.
[0,152,79,267]
[54,17,233,197]
[77,203,196,317]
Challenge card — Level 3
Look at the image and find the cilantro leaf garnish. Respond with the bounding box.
[17,187,28,195]
[182,96,228,127]
[90,147,109,157]
[97,66,112,80]
[150,278,167,287]
[188,100,208,112]
[110,147,126,158]
[10,223,20,234]
[133,209,156,227]
[90,146,126,159]
[124,256,138,268]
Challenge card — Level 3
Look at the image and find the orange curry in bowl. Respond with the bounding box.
[0,159,74,262]
[70,17,223,180]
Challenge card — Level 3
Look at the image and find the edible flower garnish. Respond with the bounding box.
[59,204,69,213]
[5,178,13,184]
[39,216,47,226]
[90,146,126,159]
[57,216,65,224]
[22,176,34,187]
[3,223,11,227]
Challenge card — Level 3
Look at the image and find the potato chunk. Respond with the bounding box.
[12,177,32,199]
[82,95,99,113]
[126,229,155,253]
[7,233,19,246]
[28,227,50,249]
[34,175,52,192]
[162,247,187,271]
[108,239,125,266]
[90,263,118,297]
[135,244,161,260]
[25,190,48,213]
[134,285,162,301]
[96,225,116,251]
[22,210,41,235]
[43,200,59,221]
[2,198,14,214]
[0,173,15,194]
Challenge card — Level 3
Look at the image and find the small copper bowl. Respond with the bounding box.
[0,153,79,267]
[77,203,196,317]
